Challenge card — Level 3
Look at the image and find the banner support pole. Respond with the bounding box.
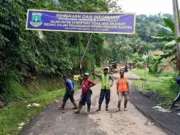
[172,0,180,72]
[79,34,82,76]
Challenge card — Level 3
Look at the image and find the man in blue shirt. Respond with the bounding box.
[60,75,77,109]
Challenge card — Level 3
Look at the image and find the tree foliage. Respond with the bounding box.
[0,0,121,102]
[105,13,173,65]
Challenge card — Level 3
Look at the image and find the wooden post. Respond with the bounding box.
[172,0,180,71]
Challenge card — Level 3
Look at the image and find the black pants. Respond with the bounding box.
[63,91,75,103]
[79,90,91,106]
[171,92,180,108]
[99,89,110,104]
[174,92,180,102]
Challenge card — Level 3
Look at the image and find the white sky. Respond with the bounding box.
[118,0,177,15]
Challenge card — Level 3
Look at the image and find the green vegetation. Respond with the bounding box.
[2,77,65,103]
[0,4,117,133]
[132,69,178,105]
[132,69,176,80]
[0,0,120,103]
[134,80,177,101]
[0,88,65,135]
[152,18,176,63]
[105,14,173,64]
[111,9,180,108]
[0,0,179,134]
[0,65,100,135]
[0,75,83,135]
[132,69,157,80]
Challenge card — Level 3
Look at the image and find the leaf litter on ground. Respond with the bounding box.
[27,103,40,108]
[145,119,154,126]
[18,122,25,130]
[54,100,59,103]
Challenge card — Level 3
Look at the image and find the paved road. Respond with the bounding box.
[20,72,167,135]
[130,82,180,135]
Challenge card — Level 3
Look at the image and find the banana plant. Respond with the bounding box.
[152,18,178,62]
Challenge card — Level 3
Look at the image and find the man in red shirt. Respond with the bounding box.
[75,73,96,114]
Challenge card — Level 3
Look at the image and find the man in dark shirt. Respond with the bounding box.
[60,75,77,109]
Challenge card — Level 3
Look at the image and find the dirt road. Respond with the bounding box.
[20,72,166,135]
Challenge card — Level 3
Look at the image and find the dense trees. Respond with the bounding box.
[0,0,175,102]
[106,13,173,64]
[0,0,121,101]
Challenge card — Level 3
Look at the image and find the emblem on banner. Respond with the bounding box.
[30,13,43,27]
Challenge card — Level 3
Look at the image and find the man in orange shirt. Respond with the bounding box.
[116,70,129,111]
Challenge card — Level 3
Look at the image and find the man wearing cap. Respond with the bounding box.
[60,75,77,109]
[75,73,96,114]
[93,67,114,111]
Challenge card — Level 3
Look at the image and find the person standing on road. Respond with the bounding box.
[116,70,129,111]
[93,67,114,111]
[125,64,128,72]
[60,75,77,109]
[75,73,96,114]
[171,76,180,109]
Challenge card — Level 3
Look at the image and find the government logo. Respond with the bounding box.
[30,13,43,27]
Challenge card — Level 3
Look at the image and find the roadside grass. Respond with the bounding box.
[131,69,156,80]
[132,69,178,105]
[134,80,177,101]
[131,69,176,80]
[0,76,82,135]
[0,89,65,135]
[0,68,102,135]
[2,77,65,103]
